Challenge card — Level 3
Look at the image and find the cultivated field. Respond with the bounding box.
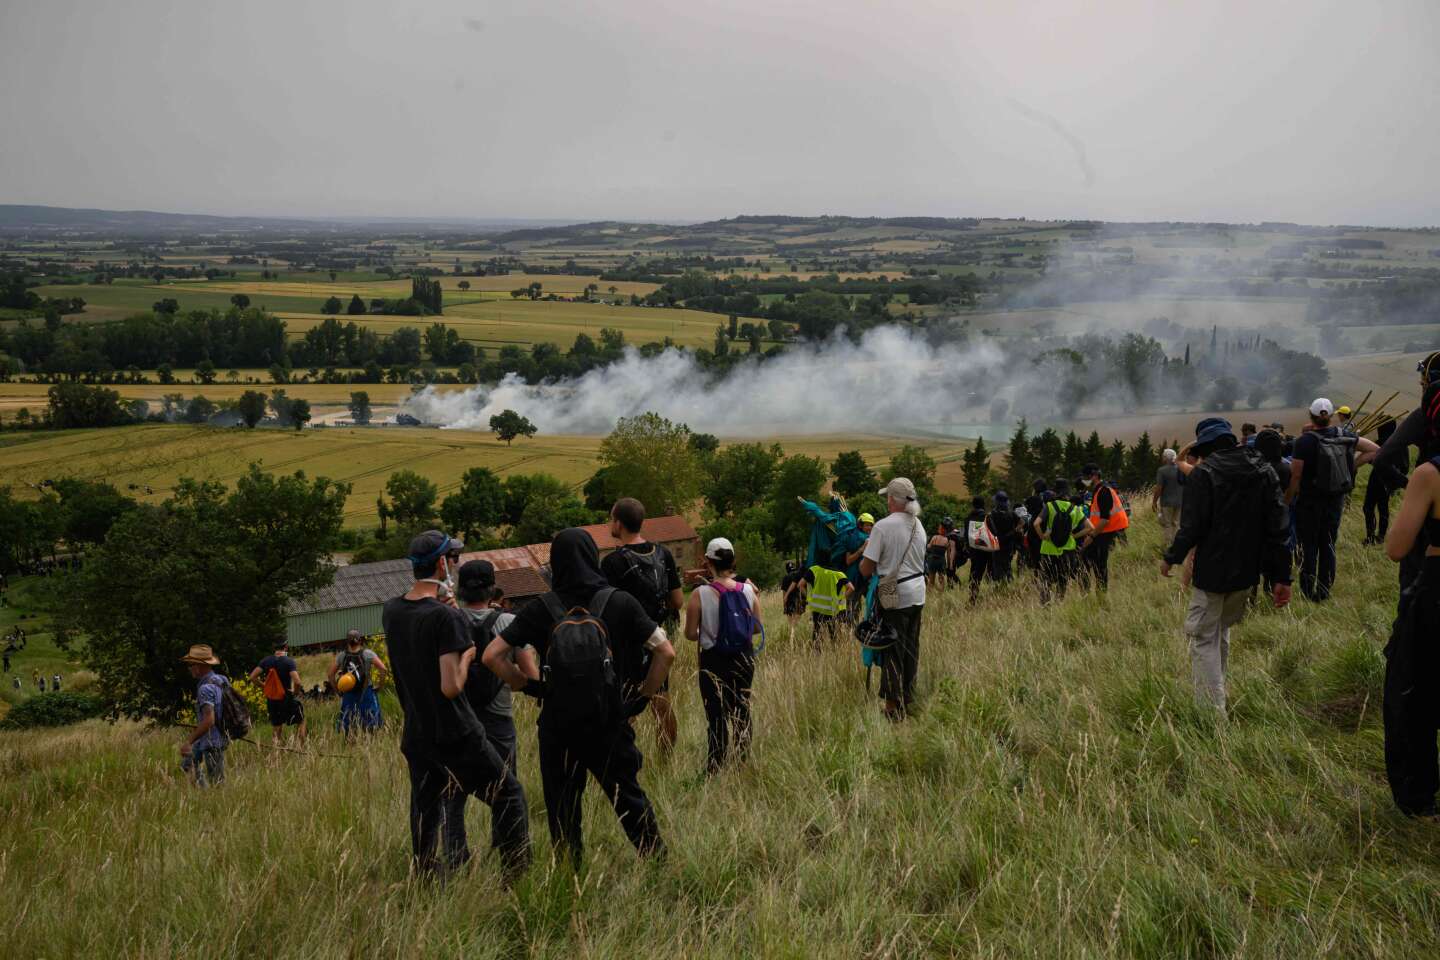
[2,497,1436,956]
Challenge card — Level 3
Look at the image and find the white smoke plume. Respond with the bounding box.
[402,325,1011,437]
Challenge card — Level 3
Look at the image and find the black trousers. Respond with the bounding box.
[968,552,989,600]
[878,604,923,706]
[440,714,519,863]
[1039,553,1074,603]
[1082,532,1116,591]
[404,732,530,878]
[538,719,663,866]
[1364,475,1393,541]
[698,648,755,772]
[1384,560,1440,815]
[1296,495,1345,601]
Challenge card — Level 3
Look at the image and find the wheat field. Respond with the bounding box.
[1,491,1436,957]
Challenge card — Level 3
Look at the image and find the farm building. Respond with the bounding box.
[283,517,697,648]
[284,551,550,649]
[525,516,701,571]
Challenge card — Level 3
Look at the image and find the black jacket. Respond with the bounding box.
[1163,446,1291,593]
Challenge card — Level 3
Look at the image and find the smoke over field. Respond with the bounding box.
[401,321,1324,437]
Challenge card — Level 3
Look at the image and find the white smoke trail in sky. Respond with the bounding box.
[401,325,1011,436]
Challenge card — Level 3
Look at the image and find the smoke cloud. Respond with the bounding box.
[403,326,1011,437]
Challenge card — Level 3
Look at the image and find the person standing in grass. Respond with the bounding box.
[249,640,306,746]
[179,644,230,787]
[1153,448,1184,549]
[449,558,535,860]
[328,629,388,735]
[860,478,927,720]
[1078,463,1128,592]
[1285,398,1379,601]
[684,537,762,774]
[1162,418,1292,713]
[1033,479,1091,603]
[383,531,530,879]
[601,497,684,754]
[483,528,674,866]
[1382,386,1440,816]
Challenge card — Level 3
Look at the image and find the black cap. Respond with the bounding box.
[1082,462,1100,477]
[408,530,464,567]
[456,559,495,602]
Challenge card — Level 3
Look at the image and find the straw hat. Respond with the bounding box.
[179,643,220,666]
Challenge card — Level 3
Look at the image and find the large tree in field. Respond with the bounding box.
[490,408,537,446]
[74,465,349,721]
[885,444,937,501]
[598,412,703,516]
[960,437,992,498]
[236,390,267,428]
[348,391,371,425]
[703,442,782,517]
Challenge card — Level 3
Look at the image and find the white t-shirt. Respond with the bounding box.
[696,579,760,651]
[862,511,927,609]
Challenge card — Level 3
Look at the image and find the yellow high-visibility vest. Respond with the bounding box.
[806,565,845,616]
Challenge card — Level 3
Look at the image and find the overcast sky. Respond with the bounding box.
[3,0,1436,226]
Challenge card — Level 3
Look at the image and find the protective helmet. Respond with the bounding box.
[857,513,875,525]
[336,672,357,693]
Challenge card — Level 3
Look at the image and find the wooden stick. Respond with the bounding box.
[1358,392,1400,434]
[1350,389,1374,423]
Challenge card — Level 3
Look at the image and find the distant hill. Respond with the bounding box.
[0,204,584,236]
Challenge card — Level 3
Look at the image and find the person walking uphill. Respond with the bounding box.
[601,497,684,754]
[328,630,388,735]
[1285,398,1379,601]
[383,531,530,880]
[1382,396,1440,816]
[860,478,927,721]
[483,528,675,866]
[1153,448,1184,549]
[1162,419,1292,712]
[1079,463,1128,591]
[1033,479,1092,603]
[179,644,230,787]
[684,537,762,774]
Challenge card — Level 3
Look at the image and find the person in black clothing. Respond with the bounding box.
[1383,394,1440,816]
[248,641,307,745]
[987,491,1018,584]
[600,497,684,754]
[446,559,536,860]
[1285,398,1379,601]
[780,560,807,633]
[1162,419,1292,711]
[1364,419,1408,545]
[382,530,530,880]
[1374,353,1440,591]
[963,498,989,600]
[1022,479,1051,574]
[483,528,675,867]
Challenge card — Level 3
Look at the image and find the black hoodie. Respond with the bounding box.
[1164,446,1291,593]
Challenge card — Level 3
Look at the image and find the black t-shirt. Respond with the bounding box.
[600,542,682,626]
[501,588,657,722]
[1292,426,1340,496]
[382,596,483,752]
[257,655,298,701]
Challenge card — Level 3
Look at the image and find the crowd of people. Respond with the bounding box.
[168,356,1440,884]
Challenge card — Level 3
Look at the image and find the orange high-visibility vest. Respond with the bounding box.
[1086,482,1130,534]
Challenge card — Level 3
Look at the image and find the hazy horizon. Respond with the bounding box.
[3,0,1437,228]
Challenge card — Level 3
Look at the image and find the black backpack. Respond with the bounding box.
[464,609,506,712]
[1311,433,1358,496]
[540,588,620,728]
[1047,500,1076,549]
[339,649,370,691]
[215,679,252,742]
[614,544,670,623]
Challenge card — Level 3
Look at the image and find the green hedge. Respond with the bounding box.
[1,692,106,729]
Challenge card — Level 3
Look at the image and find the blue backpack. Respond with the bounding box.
[709,581,758,655]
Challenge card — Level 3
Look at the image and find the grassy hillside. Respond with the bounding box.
[1,487,1435,957]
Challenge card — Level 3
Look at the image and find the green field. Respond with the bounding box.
[2,493,1436,956]
[0,425,983,527]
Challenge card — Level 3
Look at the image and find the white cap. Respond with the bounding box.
[705,537,734,560]
[1309,397,1334,417]
[878,477,918,501]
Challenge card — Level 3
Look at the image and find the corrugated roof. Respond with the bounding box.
[494,566,550,600]
[288,558,412,617]
[456,547,536,571]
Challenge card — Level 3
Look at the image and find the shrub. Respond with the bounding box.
[1,692,106,729]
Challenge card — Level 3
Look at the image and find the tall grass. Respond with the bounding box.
[2,496,1438,958]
